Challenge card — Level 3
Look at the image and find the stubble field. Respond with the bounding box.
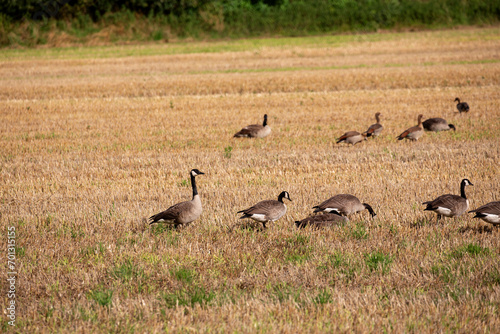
[1,27,500,332]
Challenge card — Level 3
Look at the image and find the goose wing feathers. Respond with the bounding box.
[238,200,285,220]
[470,201,500,215]
[423,194,466,213]
[149,200,194,224]
[234,124,263,137]
[365,123,383,135]
[314,194,360,213]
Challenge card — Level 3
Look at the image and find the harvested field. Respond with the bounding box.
[1,27,500,332]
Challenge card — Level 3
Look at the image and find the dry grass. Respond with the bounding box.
[1,27,500,332]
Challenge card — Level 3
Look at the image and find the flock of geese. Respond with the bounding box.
[148,97,499,230]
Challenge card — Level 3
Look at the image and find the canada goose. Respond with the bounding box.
[336,131,367,145]
[454,98,469,113]
[313,194,376,218]
[238,191,291,228]
[234,114,271,138]
[469,201,500,226]
[422,118,456,132]
[397,114,424,141]
[149,169,204,228]
[363,112,383,137]
[295,212,348,229]
[422,178,473,222]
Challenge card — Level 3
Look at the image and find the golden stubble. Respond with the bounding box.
[0,28,499,332]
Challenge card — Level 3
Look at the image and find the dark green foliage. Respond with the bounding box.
[1,0,500,47]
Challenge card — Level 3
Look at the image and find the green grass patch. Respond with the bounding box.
[449,243,490,259]
[364,251,393,274]
[110,259,145,282]
[161,286,216,309]
[88,288,113,307]
[170,267,197,284]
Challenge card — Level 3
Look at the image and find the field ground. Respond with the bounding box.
[1,27,500,332]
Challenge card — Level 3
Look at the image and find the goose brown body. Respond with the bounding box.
[295,213,348,229]
[469,201,500,225]
[238,191,291,228]
[423,179,473,222]
[423,118,456,132]
[364,112,383,137]
[397,114,424,141]
[149,169,204,228]
[313,194,376,218]
[234,114,271,138]
[455,97,470,113]
[336,131,366,145]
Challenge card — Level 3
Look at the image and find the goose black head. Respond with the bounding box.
[191,169,205,177]
[461,179,473,187]
[278,191,292,202]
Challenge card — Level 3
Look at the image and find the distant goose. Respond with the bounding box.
[234,114,271,138]
[363,112,383,137]
[454,97,469,113]
[423,118,456,132]
[149,169,204,228]
[295,212,348,229]
[313,194,376,218]
[336,131,366,145]
[469,201,500,226]
[238,191,291,228]
[397,114,424,141]
[423,178,473,222]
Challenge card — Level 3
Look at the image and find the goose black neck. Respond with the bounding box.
[376,114,380,123]
[263,115,268,127]
[191,174,198,197]
[278,192,285,202]
[460,182,467,199]
[363,203,376,217]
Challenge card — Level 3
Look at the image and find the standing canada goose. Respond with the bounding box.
[397,114,424,141]
[149,169,204,228]
[422,118,456,132]
[363,112,384,137]
[336,131,367,145]
[313,194,376,218]
[295,212,348,229]
[233,114,271,138]
[422,178,473,222]
[237,191,291,228]
[469,201,500,226]
[454,97,469,113]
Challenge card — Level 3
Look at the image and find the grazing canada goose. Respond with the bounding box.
[233,114,271,138]
[469,201,500,226]
[363,112,384,137]
[238,191,291,228]
[397,114,424,141]
[422,118,456,132]
[336,131,367,145]
[313,194,376,218]
[422,178,473,222]
[454,97,469,113]
[149,169,204,228]
[295,212,348,229]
